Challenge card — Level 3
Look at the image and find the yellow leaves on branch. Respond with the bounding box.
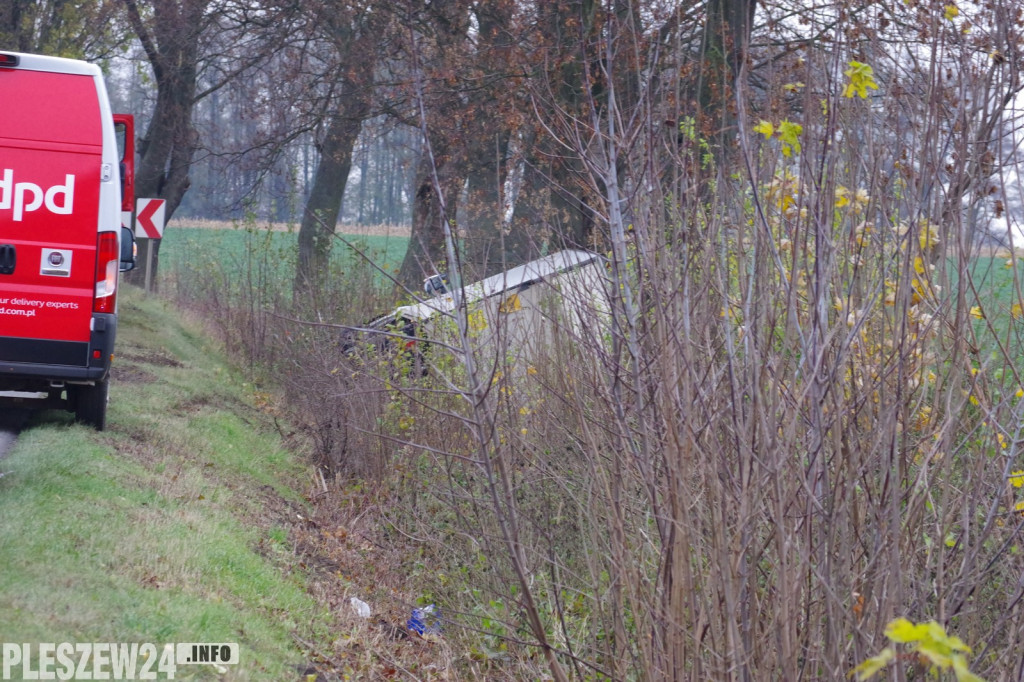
[753,120,774,138]
[918,222,941,251]
[854,618,984,681]
[467,308,487,334]
[777,120,803,156]
[898,220,941,254]
[853,647,894,680]
[835,185,871,213]
[764,170,799,213]
[753,119,803,157]
[843,61,880,99]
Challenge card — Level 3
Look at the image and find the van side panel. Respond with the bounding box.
[0,70,102,347]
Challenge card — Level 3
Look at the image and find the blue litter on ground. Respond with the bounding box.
[407,604,441,636]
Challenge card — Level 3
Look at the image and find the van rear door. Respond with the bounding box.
[0,58,105,367]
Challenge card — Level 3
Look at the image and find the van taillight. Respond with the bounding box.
[0,54,19,68]
[94,231,119,313]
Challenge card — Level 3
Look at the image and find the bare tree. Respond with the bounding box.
[395,0,474,289]
[293,0,384,296]
[120,0,301,286]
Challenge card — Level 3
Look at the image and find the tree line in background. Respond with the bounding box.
[10,0,1019,291]
[4,1,1022,289]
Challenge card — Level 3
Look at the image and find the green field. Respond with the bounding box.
[949,256,1024,363]
[156,228,1024,355]
[159,225,410,292]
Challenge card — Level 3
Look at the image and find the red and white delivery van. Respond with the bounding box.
[0,51,136,430]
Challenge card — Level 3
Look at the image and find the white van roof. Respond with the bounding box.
[2,51,102,77]
[393,249,600,322]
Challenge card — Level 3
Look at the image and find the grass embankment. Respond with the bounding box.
[0,287,336,679]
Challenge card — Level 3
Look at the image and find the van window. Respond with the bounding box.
[115,121,127,161]
[0,70,100,146]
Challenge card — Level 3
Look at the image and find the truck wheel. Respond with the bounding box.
[74,380,109,430]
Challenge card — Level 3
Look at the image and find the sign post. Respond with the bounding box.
[134,198,166,293]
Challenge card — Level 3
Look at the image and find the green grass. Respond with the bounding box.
[160,225,408,293]
[945,256,1024,364]
[0,286,330,680]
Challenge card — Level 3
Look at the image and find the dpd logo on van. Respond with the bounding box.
[0,169,75,221]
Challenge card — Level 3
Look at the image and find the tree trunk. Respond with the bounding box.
[515,1,602,252]
[462,129,515,279]
[294,105,368,296]
[121,0,206,289]
[698,0,758,158]
[396,0,472,289]
[459,3,537,278]
[398,145,462,290]
[291,3,379,298]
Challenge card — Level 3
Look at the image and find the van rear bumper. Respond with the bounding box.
[0,313,117,387]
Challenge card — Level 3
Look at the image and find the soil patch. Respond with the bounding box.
[111,364,158,383]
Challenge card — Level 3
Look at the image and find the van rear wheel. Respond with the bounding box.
[74,380,109,430]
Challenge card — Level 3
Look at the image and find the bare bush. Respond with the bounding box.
[361,4,1024,681]
[167,1,1024,679]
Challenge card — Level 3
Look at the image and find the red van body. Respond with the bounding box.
[0,52,135,429]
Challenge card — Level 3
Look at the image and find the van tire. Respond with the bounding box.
[74,380,109,430]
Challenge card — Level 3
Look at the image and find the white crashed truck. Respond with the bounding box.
[358,250,610,370]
